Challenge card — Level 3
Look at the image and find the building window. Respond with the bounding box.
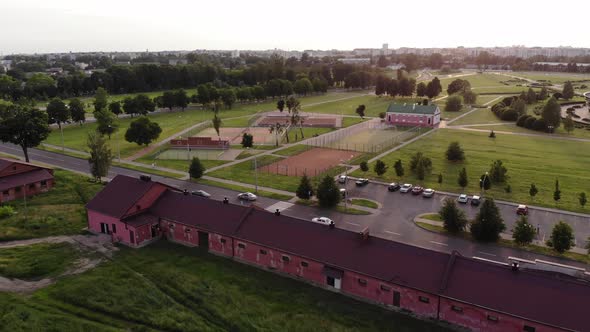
[220,238,226,244]
[451,305,463,313]
[418,296,430,304]
[41,180,47,187]
[523,325,536,332]
[112,224,117,233]
[357,278,367,286]
[259,249,267,255]
[15,187,20,193]
[29,184,35,189]
[380,285,391,292]
[237,243,246,249]
[300,261,308,267]
[12,166,16,171]
[2,190,8,196]
[281,255,290,262]
[487,315,499,322]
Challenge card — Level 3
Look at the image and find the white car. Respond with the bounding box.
[191,190,211,198]
[400,183,413,193]
[311,217,335,226]
[237,192,257,201]
[338,175,347,184]
[458,194,469,204]
[422,188,435,198]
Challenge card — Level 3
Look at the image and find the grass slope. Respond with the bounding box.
[0,242,79,280]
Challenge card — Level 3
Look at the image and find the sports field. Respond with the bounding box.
[259,148,360,177]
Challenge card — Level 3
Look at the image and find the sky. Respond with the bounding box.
[1,0,589,54]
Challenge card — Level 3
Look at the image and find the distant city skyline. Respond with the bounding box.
[2,0,589,54]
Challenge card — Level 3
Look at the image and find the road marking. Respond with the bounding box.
[429,241,448,246]
[346,222,361,226]
[385,231,401,236]
[477,251,496,257]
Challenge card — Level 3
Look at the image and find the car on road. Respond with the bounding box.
[388,182,401,192]
[411,186,424,195]
[355,178,369,186]
[338,175,347,184]
[471,195,481,206]
[237,192,257,201]
[517,204,528,215]
[191,190,211,198]
[400,184,413,193]
[422,188,435,198]
[458,194,469,204]
[311,217,335,226]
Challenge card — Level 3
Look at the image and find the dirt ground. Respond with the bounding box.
[259,148,360,177]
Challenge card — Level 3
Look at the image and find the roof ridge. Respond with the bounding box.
[439,250,460,292]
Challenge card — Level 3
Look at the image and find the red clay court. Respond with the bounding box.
[259,148,360,177]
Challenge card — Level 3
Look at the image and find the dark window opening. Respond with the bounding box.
[12,166,16,171]
[380,285,391,291]
[281,255,290,262]
[419,296,430,304]
[327,276,335,287]
[29,184,35,189]
[358,278,367,286]
[451,305,463,313]
[523,325,536,332]
[2,190,8,196]
[15,187,21,193]
[300,261,309,267]
[41,180,47,187]
[259,249,267,255]
[112,224,117,233]
[393,291,401,307]
[487,315,499,322]
[220,238,226,244]
[238,243,246,249]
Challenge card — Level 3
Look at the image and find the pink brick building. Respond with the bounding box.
[86,175,590,332]
[386,103,441,127]
[0,158,54,203]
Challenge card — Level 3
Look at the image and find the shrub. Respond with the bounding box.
[500,108,518,121]
[524,116,536,129]
[0,206,15,219]
[532,118,547,131]
[516,114,531,127]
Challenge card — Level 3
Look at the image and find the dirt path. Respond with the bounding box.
[0,234,117,293]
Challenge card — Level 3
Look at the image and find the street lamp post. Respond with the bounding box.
[480,171,489,197]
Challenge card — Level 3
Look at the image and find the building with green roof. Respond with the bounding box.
[386,103,440,127]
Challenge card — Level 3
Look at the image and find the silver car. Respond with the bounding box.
[237,192,257,201]
[400,183,413,193]
[191,190,211,198]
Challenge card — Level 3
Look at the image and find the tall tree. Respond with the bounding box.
[293,78,313,96]
[425,77,442,99]
[579,192,587,208]
[46,97,70,129]
[445,95,463,112]
[277,99,285,112]
[416,82,427,97]
[93,87,108,113]
[108,101,122,117]
[355,105,366,119]
[360,161,369,173]
[462,90,478,105]
[410,152,432,180]
[174,89,190,110]
[268,122,285,146]
[554,179,561,203]
[189,157,205,179]
[161,91,176,110]
[563,114,574,134]
[511,99,527,117]
[122,97,139,116]
[220,88,237,109]
[512,215,535,245]
[135,94,155,114]
[447,79,471,95]
[489,160,508,183]
[0,105,50,162]
[458,167,468,189]
[197,84,211,106]
[394,159,404,178]
[241,133,253,148]
[470,198,506,242]
[95,108,118,138]
[538,86,548,100]
[374,159,388,176]
[439,198,468,233]
[286,96,304,139]
[526,88,537,104]
[69,98,86,124]
[548,221,574,253]
[529,183,538,199]
[562,81,574,100]
[87,131,113,182]
[212,112,222,138]
[541,97,561,128]
[316,175,341,208]
[124,117,162,146]
[296,175,314,200]
[446,141,465,161]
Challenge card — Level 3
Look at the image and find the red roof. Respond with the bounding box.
[442,256,589,331]
[85,175,169,218]
[0,158,52,174]
[0,169,53,191]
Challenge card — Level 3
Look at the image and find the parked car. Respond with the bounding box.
[388,182,401,192]
[338,175,347,184]
[458,194,469,204]
[471,195,481,206]
[339,188,347,198]
[411,186,424,195]
[191,190,211,198]
[422,188,435,198]
[400,183,413,193]
[517,204,528,215]
[355,178,369,186]
[237,192,257,201]
[311,217,334,226]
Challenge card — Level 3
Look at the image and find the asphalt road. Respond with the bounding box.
[2,143,589,269]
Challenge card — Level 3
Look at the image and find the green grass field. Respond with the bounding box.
[0,242,80,280]
[0,170,104,241]
[342,116,368,127]
[450,108,511,126]
[303,95,420,117]
[284,127,333,143]
[467,124,590,140]
[0,242,446,331]
[510,72,590,84]
[350,128,590,213]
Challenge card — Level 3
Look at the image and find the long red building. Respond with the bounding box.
[86,175,590,332]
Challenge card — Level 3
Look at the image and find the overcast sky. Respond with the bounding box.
[1,0,589,54]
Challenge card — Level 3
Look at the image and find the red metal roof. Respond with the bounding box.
[85,175,165,218]
[0,168,53,191]
[0,158,52,174]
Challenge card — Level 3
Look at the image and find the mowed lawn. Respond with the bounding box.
[351,129,590,213]
[0,169,104,241]
[510,72,590,84]
[0,242,447,331]
[303,94,420,117]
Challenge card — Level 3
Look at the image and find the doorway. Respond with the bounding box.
[393,291,401,307]
[100,223,109,234]
[198,231,209,249]
[129,230,135,244]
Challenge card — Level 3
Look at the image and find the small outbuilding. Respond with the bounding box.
[386,103,440,128]
[0,158,54,203]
